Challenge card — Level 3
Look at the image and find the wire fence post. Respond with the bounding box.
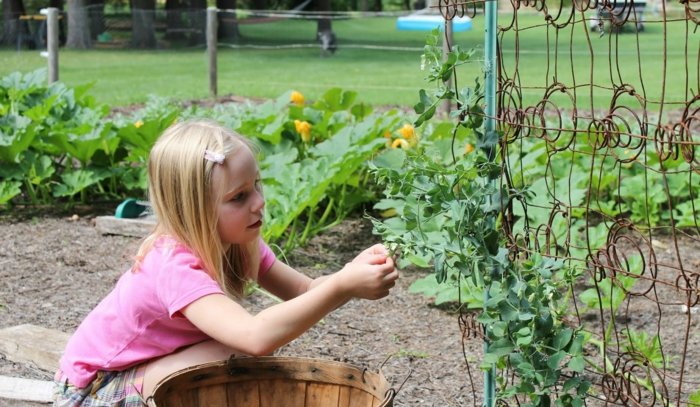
[441,18,454,116]
[42,7,59,84]
[206,7,218,98]
[483,0,498,405]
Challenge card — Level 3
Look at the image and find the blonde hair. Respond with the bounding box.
[135,119,260,298]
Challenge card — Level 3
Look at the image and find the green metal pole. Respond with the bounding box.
[484,0,497,133]
[483,0,498,406]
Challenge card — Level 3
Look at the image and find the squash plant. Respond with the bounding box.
[370,29,590,406]
[1,71,397,254]
[0,69,130,205]
[106,89,399,254]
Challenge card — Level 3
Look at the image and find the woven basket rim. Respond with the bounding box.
[151,355,394,406]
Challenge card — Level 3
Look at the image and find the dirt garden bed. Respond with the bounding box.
[0,209,482,406]
[2,206,700,406]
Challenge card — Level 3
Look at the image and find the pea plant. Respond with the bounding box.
[369,29,590,406]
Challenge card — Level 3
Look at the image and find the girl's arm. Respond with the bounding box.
[257,243,392,300]
[256,260,315,301]
[181,253,397,356]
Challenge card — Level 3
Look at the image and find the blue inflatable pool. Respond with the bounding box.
[396,14,472,32]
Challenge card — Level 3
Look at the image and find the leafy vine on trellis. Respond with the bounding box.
[369,28,590,407]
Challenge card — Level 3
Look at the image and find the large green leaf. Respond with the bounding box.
[0,180,22,205]
[0,115,39,162]
[53,169,109,198]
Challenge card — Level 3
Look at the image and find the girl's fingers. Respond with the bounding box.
[383,269,399,283]
[364,244,388,256]
[360,253,389,265]
[372,244,389,255]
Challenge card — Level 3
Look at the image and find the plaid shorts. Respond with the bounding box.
[52,366,146,407]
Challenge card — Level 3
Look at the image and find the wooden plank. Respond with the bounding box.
[197,384,227,405]
[227,381,260,407]
[306,383,339,407]
[0,376,53,403]
[348,387,374,407]
[259,380,305,406]
[0,324,70,372]
[184,389,199,406]
[338,386,351,407]
[163,393,184,407]
[94,215,156,237]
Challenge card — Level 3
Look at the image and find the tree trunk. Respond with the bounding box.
[164,0,187,41]
[87,0,104,39]
[316,0,335,55]
[316,0,331,32]
[2,0,26,47]
[216,0,239,41]
[66,0,92,48]
[130,0,156,48]
[187,0,206,45]
[250,0,266,9]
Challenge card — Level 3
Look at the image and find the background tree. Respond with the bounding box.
[165,0,187,41]
[2,0,27,47]
[188,0,206,44]
[87,0,105,39]
[216,0,240,42]
[130,0,156,47]
[66,0,92,48]
[162,0,206,45]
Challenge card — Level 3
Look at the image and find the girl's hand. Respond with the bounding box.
[352,243,390,265]
[336,254,398,300]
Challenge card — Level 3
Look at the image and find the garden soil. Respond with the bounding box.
[0,210,482,407]
[2,209,700,406]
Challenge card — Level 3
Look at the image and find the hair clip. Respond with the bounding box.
[204,150,225,165]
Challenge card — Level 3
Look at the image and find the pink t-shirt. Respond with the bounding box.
[59,237,276,388]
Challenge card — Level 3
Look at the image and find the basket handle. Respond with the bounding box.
[379,388,397,407]
[379,366,412,406]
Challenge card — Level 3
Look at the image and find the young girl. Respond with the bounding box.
[53,119,399,406]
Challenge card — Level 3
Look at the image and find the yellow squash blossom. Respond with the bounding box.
[464,143,475,154]
[380,208,397,218]
[383,131,393,146]
[134,120,144,128]
[294,120,312,142]
[290,91,305,106]
[399,124,415,140]
[391,138,410,149]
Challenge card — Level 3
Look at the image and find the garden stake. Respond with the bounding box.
[482,0,498,406]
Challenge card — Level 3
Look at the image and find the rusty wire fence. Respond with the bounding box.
[439,0,700,405]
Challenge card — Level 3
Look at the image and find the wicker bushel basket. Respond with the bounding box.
[150,356,396,407]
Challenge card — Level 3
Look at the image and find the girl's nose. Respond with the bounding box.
[252,190,265,212]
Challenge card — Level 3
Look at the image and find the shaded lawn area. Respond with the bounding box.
[0,13,694,109]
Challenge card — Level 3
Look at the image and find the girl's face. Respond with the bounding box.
[212,146,265,247]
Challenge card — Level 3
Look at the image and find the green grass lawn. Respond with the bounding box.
[498,11,697,112]
[1,13,696,109]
